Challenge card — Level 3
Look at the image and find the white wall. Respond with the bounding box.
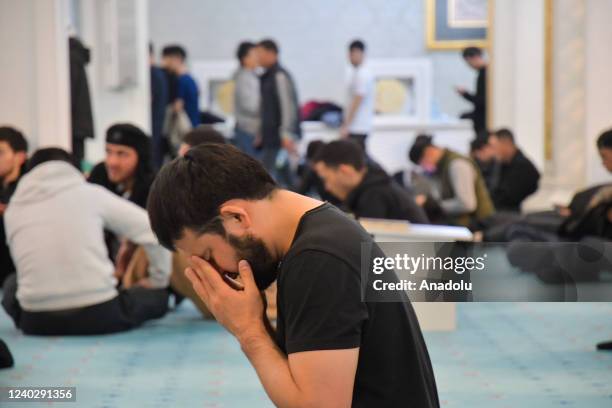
[148,0,476,119]
[0,0,72,151]
[585,0,612,185]
[78,0,150,164]
[491,0,545,171]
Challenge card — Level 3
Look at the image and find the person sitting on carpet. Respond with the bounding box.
[313,139,429,223]
[1,148,171,335]
[88,123,157,275]
[409,134,495,228]
[502,129,612,284]
[147,144,439,407]
[88,123,155,209]
[483,128,612,243]
[488,128,540,213]
[296,140,342,206]
[0,126,28,288]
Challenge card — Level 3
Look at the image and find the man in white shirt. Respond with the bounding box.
[2,148,171,335]
[340,39,376,152]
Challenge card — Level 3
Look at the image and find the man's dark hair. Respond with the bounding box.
[236,41,256,65]
[148,144,277,251]
[408,134,434,164]
[349,39,366,52]
[149,42,154,55]
[470,136,489,152]
[306,140,325,161]
[313,140,365,171]
[0,126,28,153]
[492,128,515,143]
[162,45,187,60]
[598,128,612,149]
[462,47,482,59]
[183,126,226,147]
[257,39,279,54]
[27,148,78,172]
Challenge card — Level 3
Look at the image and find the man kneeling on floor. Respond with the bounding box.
[1,148,171,335]
[147,144,439,407]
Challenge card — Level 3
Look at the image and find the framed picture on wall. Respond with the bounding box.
[426,0,489,50]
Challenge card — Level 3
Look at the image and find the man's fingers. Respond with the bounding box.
[185,267,210,303]
[238,260,257,291]
[190,256,223,290]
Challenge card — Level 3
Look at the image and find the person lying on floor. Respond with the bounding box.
[1,148,171,336]
[147,144,439,408]
[312,139,429,223]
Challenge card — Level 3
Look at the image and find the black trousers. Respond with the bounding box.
[1,274,168,336]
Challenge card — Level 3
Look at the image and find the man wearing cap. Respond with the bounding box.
[88,124,157,283]
[409,134,494,227]
[88,123,155,209]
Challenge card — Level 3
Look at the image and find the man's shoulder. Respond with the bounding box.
[88,162,108,182]
[514,150,540,173]
[279,248,358,292]
[282,205,372,275]
[179,73,198,87]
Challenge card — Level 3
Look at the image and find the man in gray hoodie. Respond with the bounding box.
[1,148,171,335]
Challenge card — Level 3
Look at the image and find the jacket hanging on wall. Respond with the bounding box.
[69,37,95,162]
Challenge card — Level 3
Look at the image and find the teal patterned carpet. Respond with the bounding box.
[1,301,611,407]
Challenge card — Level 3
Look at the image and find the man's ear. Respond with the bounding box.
[16,152,27,167]
[218,204,252,235]
[337,164,355,177]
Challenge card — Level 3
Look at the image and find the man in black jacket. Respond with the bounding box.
[313,140,429,223]
[88,123,157,283]
[457,47,487,134]
[255,39,300,188]
[488,128,540,212]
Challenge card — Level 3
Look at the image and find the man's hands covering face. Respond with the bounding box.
[185,257,266,341]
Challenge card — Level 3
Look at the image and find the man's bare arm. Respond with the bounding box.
[186,257,358,408]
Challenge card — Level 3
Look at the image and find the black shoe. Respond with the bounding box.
[596,341,612,351]
[0,339,14,368]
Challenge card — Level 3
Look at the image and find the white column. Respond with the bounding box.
[491,0,545,171]
[552,0,586,189]
[0,0,71,150]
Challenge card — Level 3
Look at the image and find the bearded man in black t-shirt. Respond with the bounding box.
[147,143,439,408]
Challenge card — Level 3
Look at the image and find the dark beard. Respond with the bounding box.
[227,233,279,291]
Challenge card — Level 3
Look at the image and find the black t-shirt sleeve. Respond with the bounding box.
[279,250,368,354]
